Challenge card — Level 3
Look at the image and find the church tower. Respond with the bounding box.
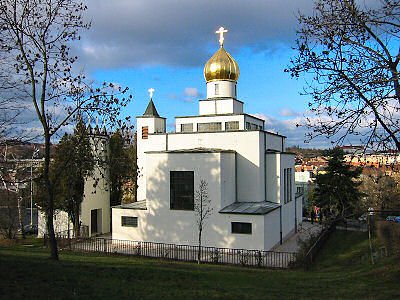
[136,89,166,201]
[200,27,243,115]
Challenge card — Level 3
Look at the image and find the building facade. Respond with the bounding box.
[112,28,301,250]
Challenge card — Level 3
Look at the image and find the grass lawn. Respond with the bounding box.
[0,230,398,299]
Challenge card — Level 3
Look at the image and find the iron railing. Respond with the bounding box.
[49,236,297,269]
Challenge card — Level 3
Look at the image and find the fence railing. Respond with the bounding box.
[304,221,337,268]
[48,236,297,269]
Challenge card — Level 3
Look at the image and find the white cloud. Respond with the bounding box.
[184,87,200,98]
[279,108,301,117]
[76,0,314,70]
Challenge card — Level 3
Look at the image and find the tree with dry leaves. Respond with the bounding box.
[194,179,213,264]
[0,0,132,260]
[287,0,400,150]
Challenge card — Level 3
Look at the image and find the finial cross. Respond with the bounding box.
[148,88,155,99]
[216,26,228,47]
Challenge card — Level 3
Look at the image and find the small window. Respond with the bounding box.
[142,126,148,139]
[121,216,138,227]
[225,121,239,131]
[181,123,193,132]
[231,222,252,234]
[215,83,219,95]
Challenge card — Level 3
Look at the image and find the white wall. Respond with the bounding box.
[206,81,237,100]
[167,131,264,202]
[266,153,280,204]
[112,151,272,250]
[263,209,281,250]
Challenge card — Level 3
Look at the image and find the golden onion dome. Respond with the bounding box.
[204,46,240,83]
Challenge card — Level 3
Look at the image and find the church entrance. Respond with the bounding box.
[91,209,102,235]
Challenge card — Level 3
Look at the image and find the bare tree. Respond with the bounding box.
[194,179,213,264]
[0,0,132,260]
[287,0,400,150]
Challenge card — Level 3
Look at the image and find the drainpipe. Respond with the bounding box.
[279,205,283,245]
[295,194,298,233]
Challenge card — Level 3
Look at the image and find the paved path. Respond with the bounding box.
[273,221,323,253]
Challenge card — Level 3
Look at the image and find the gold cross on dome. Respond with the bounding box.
[216,26,228,47]
[148,88,155,99]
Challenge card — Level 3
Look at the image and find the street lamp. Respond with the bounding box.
[30,148,39,227]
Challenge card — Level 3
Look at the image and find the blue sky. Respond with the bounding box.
[78,0,324,147]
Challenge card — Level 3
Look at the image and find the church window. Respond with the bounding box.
[225,121,239,131]
[121,216,138,227]
[231,222,252,234]
[215,83,219,95]
[181,123,193,132]
[170,171,194,210]
[142,126,148,139]
[283,168,293,204]
[197,122,222,132]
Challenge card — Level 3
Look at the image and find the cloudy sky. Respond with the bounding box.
[73,0,335,147]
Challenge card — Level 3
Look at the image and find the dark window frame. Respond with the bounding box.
[170,171,194,210]
[121,216,138,227]
[231,222,252,234]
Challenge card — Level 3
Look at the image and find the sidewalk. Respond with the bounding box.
[273,221,323,253]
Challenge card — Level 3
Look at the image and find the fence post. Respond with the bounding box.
[103,238,107,253]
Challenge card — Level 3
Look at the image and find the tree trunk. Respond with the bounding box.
[43,134,59,260]
[197,226,202,264]
[17,195,25,239]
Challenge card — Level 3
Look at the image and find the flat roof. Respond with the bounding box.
[219,201,280,215]
[146,147,236,154]
[113,200,147,210]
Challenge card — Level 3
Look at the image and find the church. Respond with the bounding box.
[112,27,302,250]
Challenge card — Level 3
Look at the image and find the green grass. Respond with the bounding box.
[0,231,399,299]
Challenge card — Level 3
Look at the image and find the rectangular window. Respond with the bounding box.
[197,122,222,132]
[231,222,252,234]
[170,171,194,210]
[121,216,138,227]
[225,121,239,131]
[284,168,292,204]
[215,83,219,95]
[246,122,260,131]
[142,126,148,139]
[181,123,193,132]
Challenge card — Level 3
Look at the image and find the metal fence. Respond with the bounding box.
[51,236,297,269]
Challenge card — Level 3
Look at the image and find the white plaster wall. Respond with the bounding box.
[167,131,263,202]
[295,171,312,183]
[220,153,236,209]
[206,81,236,99]
[82,173,110,235]
[279,154,297,239]
[233,100,243,114]
[266,153,280,204]
[78,135,111,236]
[266,134,284,151]
[263,209,281,250]
[112,151,268,250]
[199,98,243,115]
[136,117,167,201]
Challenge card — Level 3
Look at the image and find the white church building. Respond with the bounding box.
[112,27,302,250]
